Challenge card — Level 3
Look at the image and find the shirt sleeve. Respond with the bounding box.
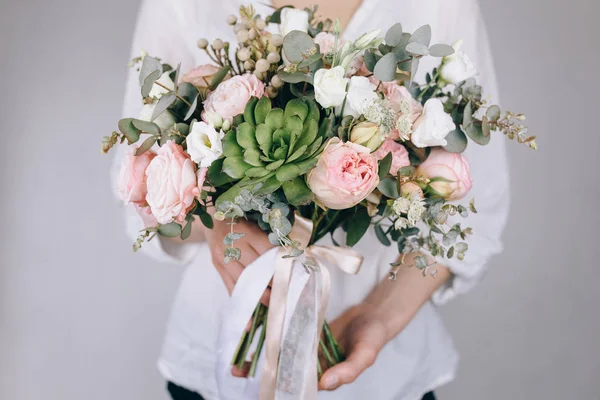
[432,0,511,304]
[110,0,203,264]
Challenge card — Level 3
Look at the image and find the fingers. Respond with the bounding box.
[318,341,377,391]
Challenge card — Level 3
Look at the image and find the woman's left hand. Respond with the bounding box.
[318,304,388,391]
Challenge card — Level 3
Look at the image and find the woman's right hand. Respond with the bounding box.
[202,216,274,305]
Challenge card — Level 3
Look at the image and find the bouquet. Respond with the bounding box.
[104,3,535,395]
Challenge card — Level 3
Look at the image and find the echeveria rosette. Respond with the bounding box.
[219,97,327,206]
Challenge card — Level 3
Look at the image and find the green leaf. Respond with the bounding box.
[222,131,244,157]
[284,115,303,136]
[157,222,182,237]
[287,144,308,163]
[378,178,399,198]
[184,94,199,121]
[236,123,257,149]
[406,42,429,56]
[469,198,478,213]
[118,118,141,144]
[397,166,416,177]
[245,167,271,178]
[282,30,316,63]
[255,124,273,155]
[209,65,231,90]
[385,23,404,47]
[265,108,285,130]
[253,174,282,195]
[409,25,432,47]
[222,156,252,179]
[378,152,393,179]
[428,44,454,57]
[265,159,285,171]
[447,246,455,259]
[455,242,468,253]
[199,212,213,229]
[282,177,313,206]
[463,101,473,127]
[284,99,309,122]
[139,56,163,97]
[465,122,490,145]
[346,207,371,247]
[486,105,501,122]
[275,163,301,181]
[374,225,391,246]
[409,57,420,85]
[135,136,156,156]
[254,96,272,125]
[243,148,265,167]
[415,255,429,269]
[373,52,398,82]
[482,117,492,138]
[151,93,176,122]
[277,70,314,84]
[363,50,379,72]
[296,119,318,149]
[243,97,259,126]
[180,218,193,240]
[207,158,235,186]
[443,128,468,153]
[132,119,160,135]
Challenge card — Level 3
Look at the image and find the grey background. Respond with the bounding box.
[1,0,598,399]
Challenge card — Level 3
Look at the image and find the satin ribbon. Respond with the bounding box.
[216,214,363,400]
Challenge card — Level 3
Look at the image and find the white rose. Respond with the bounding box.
[280,8,309,37]
[186,121,225,167]
[342,76,379,118]
[314,66,349,109]
[439,40,477,84]
[149,71,175,98]
[410,99,456,148]
[139,103,176,132]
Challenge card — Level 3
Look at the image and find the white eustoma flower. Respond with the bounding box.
[186,121,224,168]
[439,40,477,84]
[354,29,382,49]
[314,66,349,108]
[139,103,176,132]
[410,99,456,148]
[280,8,309,37]
[149,71,175,98]
[342,76,379,118]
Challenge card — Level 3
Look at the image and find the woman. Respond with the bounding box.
[116,0,509,399]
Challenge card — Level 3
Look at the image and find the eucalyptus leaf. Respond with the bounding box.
[282,30,316,63]
[465,122,491,145]
[373,52,398,82]
[157,222,182,237]
[486,105,501,122]
[118,118,141,144]
[139,56,163,97]
[363,50,379,72]
[378,152,392,180]
[346,207,371,247]
[428,44,454,57]
[385,23,404,47]
[378,178,400,198]
[132,119,160,135]
[409,57,420,85]
[406,42,429,56]
[397,166,416,177]
[443,128,468,153]
[180,218,193,240]
[374,225,391,246]
[152,93,176,122]
[184,94,199,121]
[408,25,432,47]
[135,136,157,156]
[278,69,314,84]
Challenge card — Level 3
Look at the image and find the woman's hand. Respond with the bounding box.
[202,217,274,303]
[318,304,387,390]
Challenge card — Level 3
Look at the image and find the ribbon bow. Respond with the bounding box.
[216,214,363,400]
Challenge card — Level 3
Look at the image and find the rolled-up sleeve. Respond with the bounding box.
[110,0,202,264]
[432,1,510,304]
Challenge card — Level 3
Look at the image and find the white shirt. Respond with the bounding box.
[115,0,510,399]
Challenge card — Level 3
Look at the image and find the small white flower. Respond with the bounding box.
[204,111,223,129]
[439,40,477,84]
[395,115,413,141]
[392,197,411,215]
[314,66,349,108]
[186,121,225,168]
[411,99,456,148]
[363,100,395,135]
[280,8,310,37]
[341,76,379,118]
[394,217,409,230]
[407,197,426,227]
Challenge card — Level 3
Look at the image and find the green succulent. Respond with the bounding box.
[219,96,328,206]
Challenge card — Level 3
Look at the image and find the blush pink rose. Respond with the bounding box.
[145,141,200,225]
[417,148,472,200]
[203,74,265,122]
[117,149,156,206]
[382,83,423,140]
[182,64,223,88]
[307,138,380,209]
[197,167,207,199]
[400,182,424,198]
[314,32,343,54]
[373,139,411,176]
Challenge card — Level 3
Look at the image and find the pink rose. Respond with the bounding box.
[117,148,156,206]
[373,139,411,176]
[417,148,472,200]
[314,32,342,54]
[307,138,380,209]
[382,83,423,140]
[400,182,424,198]
[145,141,200,225]
[197,167,207,197]
[203,74,265,122]
[181,64,223,88]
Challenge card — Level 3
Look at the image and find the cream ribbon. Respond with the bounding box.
[215,214,363,400]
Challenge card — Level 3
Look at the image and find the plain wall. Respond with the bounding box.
[1,0,598,399]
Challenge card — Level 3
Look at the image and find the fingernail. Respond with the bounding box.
[323,375,339,389]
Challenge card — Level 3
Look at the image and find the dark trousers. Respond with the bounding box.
[168,381,436,400]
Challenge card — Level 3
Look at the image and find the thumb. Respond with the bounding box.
[318,342,377,391]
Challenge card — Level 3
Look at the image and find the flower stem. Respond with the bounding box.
[249,317,267,377]
[322,321,343,363]
[154,82,193,107]
[319,339,335,367]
